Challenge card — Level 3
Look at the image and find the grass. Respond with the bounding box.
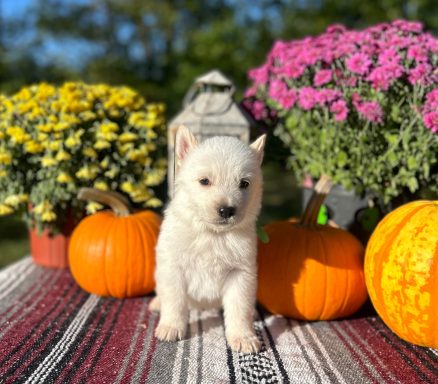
[0,215,29,269]
[0,163,301,270]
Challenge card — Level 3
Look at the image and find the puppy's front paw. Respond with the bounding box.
[148,296,160,312]
[155,323,186,342]
[227,334,261,354]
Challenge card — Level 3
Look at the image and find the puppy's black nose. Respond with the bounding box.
[218,206,236,219]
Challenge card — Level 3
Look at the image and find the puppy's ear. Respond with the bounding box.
[175,125,198,167]
[250,134,267,165]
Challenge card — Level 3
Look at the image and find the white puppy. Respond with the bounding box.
[150,125,266,354]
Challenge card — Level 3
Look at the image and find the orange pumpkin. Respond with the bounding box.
[364,200,438,348]
[69,188,161,298]
[257,176,368,320]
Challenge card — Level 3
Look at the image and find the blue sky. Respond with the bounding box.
[2,0,33,19]
[1,0,101,68]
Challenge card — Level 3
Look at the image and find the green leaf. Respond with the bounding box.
[337,151,347,167]
[423,162,430,177]
[388,152,399,167]
[317,204,329,225]
[385,133,398,146]
[391,105,401,123]
[257,223,270,244]
[407,177,419,192]
[407,156,417,170]
[285,114,299,131]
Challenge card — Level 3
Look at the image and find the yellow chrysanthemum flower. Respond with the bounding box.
[126,149,145,162]
[35,83,56,101]
[147,103,165,113]
[128,112,148,126]
[86,202,104,214]
[146,129,158,140]
[97,131,118,141]
[108,109,121,118]
[118,142,134,155]
[50,101,62,112]
[99,121,119,133]
[104,167,118,179]
[41,157,58,167]
[0,151,12,165]
[76,165,100,180]
[56,172,73,183]
[121,181,135,193]
[25,140,44,154]
[41,211,57,222]
[145,197,163,208]
[33,201,53,215]
[94,181,109,191]
[65,136,79,148]
[4,194,28,207]
[61,114,81,125]
[56,150,72,161]
[130,190,151,203]
[100,157,109,169]
[48,140,62,151]
[36,123,54,133]
[119,132,138,143]
[0,204,14,216]
[82,147,97,159]
[0,170,7,178]
[80,111,96,121]
[13,87,31,102]
[7,126,30,144]
[94,140,111,150]
[144,170,166,186]
[54,122,70,132]
[28,107,45,120]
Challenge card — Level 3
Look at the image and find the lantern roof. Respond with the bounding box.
[169,70,256,132]
[170,93,253,131]
[194,70,233,87]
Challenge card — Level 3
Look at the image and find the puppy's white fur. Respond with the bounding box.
[151,126,266,354]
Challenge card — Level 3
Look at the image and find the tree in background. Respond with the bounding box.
[0,0,437,115]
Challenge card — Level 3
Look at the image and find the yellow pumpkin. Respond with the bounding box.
[257,176,368,320]
[69,188,161,298]
[364,200,438,348]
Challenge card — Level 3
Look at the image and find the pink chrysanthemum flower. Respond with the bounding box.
[299,87,318,110]
[248,65,269,85]
[346,53,372,75]
[408,63,432,85]
[330,99,349,121]
[423,112,438,133]
[407,45,428,62]
[314,69,333,87]
[356,101,384,124]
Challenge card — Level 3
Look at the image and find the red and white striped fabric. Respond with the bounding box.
[0,257,437,383]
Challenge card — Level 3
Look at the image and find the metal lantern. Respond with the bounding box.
[167,70,256,196]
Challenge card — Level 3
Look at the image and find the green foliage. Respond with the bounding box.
[1,0,437,116]
[275,100,437,204]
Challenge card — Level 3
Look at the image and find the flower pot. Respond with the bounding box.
[302,184,380,244]
[29,216,77,269]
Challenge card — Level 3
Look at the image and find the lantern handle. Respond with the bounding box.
[182,83,236,108]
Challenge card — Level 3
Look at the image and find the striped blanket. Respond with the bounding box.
[0,258,437,384]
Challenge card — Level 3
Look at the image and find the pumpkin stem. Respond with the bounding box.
[300,175,333,226]
[77,188,132,217]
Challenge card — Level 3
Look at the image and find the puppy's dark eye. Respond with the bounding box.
[239,179,250,189]
[199,178,210,186]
